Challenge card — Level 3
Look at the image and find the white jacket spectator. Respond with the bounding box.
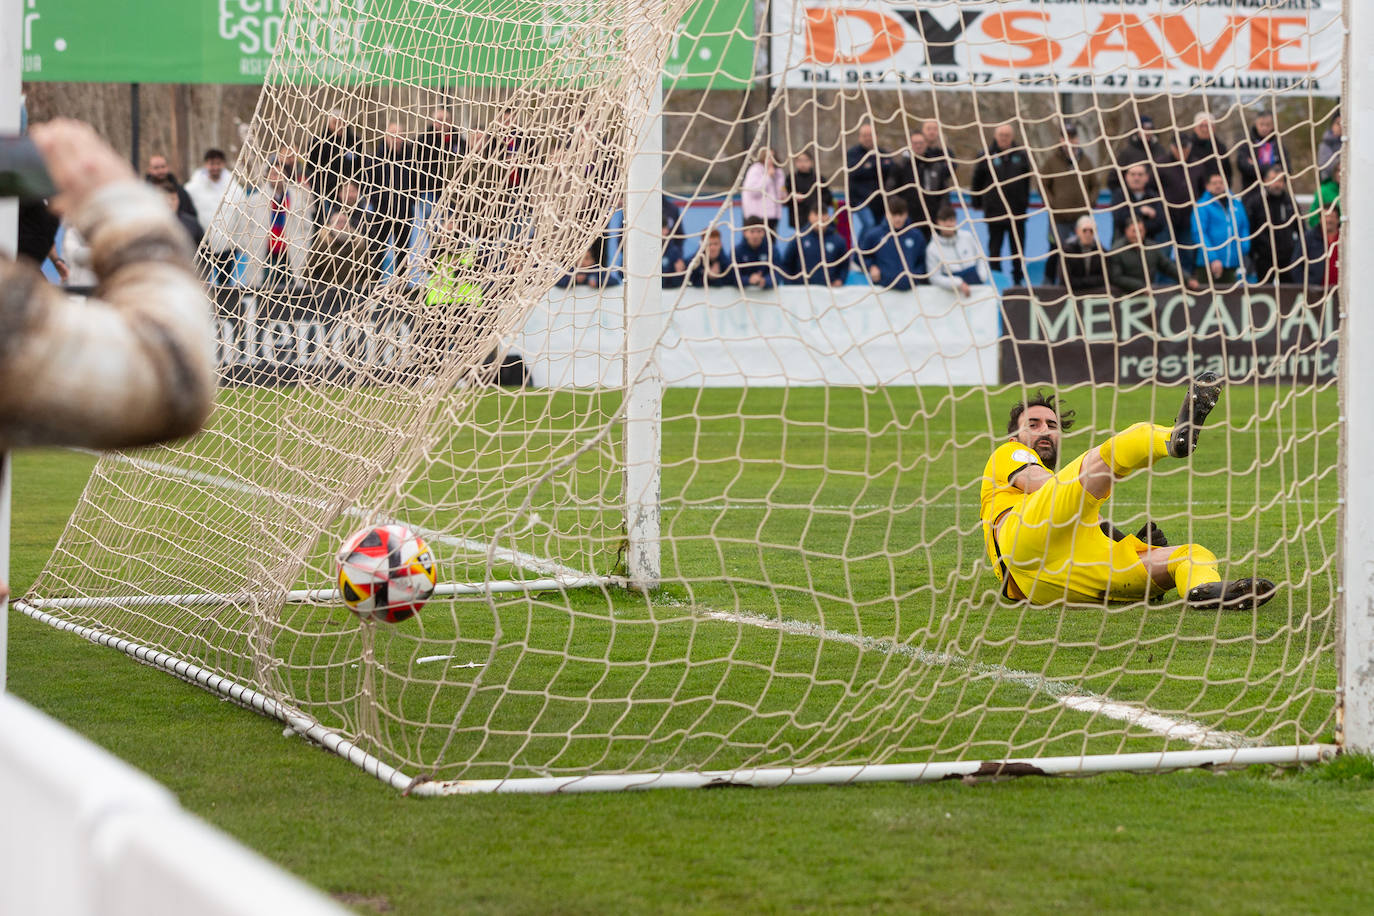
[57,223,98,287]
[926,217,991,293]
[185,160,245,254]
[231,164,313,291]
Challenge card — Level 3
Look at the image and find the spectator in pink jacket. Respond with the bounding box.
[741,148,786,235]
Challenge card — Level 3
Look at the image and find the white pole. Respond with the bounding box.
[623,63,664,589]
[1341,2,1374,750]
[0,0,23,690]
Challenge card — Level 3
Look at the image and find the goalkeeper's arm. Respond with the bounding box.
[0,120,213,451]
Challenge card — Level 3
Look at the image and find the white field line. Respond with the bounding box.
[89,450,588,581]
[80,452,1251,749]
[695,608,1253,750]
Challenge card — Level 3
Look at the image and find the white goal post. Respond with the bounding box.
[1339,0,1374,752]
[10,0,1371,795]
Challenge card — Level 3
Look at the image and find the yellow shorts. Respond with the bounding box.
[996,455,1153,604]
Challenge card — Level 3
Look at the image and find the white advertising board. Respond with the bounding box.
[514,284,1000,388]
[769,0,1342,95]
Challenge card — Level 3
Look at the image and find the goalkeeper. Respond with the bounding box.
[979,373,1275,609]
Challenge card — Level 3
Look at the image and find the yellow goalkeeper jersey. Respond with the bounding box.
[978,440,1047,578]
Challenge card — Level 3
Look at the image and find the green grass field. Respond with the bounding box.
[9,383,1374,913]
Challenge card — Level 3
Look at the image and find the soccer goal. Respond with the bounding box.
[15,0,1371,794]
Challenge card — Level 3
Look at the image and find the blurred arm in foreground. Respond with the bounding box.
[0,119,214,451]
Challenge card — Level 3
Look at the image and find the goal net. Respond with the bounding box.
[20,0,1347,792]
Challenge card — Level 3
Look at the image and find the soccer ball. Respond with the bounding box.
[336,524,437,623]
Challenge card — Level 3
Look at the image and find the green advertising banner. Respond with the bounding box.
[21,0,755,89]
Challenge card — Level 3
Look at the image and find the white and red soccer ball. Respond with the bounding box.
[336,524,437,623]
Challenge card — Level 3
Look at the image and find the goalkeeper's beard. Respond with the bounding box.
[1033,438,1058,470]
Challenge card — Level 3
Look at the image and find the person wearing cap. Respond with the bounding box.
[1113,114,1166,192]
[1038,121,1100,248]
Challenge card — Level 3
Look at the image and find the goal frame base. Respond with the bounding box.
[12,598,1336,797]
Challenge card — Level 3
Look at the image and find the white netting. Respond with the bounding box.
[25,0,1343,785]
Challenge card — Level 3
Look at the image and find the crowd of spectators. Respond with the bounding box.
[56,104,1342,301]
[648,108,1342,300]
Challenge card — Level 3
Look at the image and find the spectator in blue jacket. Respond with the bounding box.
[662,218,687,289]
[688,228,735,288]
[856,197,927,291]
[1192,171,1251,286]
[781,202,851,287]
[732,216,775,290]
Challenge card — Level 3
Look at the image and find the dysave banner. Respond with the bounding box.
[771,0,1342,96]
[21,0,755,89]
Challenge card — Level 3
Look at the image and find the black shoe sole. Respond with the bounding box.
[1168,371,1225,458]
[1186,577,1277,610]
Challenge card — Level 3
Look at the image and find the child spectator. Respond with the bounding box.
[741,148,786,234]
[557,244,620,289]
[925,205,989,297]
[732,217,775,290]
[780,203,850,288]
[688,228,735,288]
[856,197,926,291]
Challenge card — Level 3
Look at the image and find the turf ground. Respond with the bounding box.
[8,382,1371,913]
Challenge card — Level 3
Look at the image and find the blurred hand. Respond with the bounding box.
[29,118,136,217]
[868,265,881,282]
[958,281,971,296]
[1210,260,1223,277]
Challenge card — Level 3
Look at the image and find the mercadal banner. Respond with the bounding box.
[771,0,1342,95]
[999,286,1339,386]
[21,0,755,89]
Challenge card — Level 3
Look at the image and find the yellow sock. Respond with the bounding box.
[1098,423,1172,477]
[1168,544,1221,593]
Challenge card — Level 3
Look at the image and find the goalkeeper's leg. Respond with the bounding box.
[1139,545,1277,610]
[1079,371,1225,500]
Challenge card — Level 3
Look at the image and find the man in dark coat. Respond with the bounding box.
[1245,165,1303,285]
[1108,163,1169,242]
[306,110,361,222]
[844,121,891,241]
[970,122,1033,286]
[1234,110,1289,194]
[364,121,417,275]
